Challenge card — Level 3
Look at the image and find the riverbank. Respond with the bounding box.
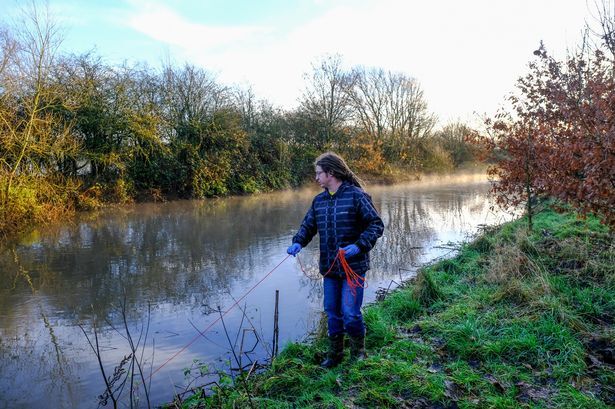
[172,206,614,408]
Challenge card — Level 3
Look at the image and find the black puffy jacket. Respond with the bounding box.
[292,182,384,277]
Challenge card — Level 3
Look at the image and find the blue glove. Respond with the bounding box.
[287,243,302,257]
[340,244,360,257]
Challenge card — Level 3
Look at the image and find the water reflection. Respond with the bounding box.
[0,174,513,408]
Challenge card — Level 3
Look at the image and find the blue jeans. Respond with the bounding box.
[323,276,365,337]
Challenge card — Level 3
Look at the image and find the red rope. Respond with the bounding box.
[335,249,367,296]
[296,254,307,276]
[147,254,292,382]
[300,249,367,296]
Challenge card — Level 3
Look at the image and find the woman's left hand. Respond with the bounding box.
[340,244,360,257]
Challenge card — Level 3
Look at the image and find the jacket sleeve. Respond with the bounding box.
[292,200,318,247]
[355,192,384,253]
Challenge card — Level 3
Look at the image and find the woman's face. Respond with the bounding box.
[315,165,335,190]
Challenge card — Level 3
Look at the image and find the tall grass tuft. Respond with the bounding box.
[381,290,422,322]
[485,230,549,284]
[412,269,444,307]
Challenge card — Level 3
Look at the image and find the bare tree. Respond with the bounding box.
[348,66,388,144]
[299,54,354,148]
[160,63,230,141]
[232,84,257,131]
[0,2,77,205]
[588,0,615,59]
[0,26,17,78]
[347,67,436,161]
[384,71,436,148]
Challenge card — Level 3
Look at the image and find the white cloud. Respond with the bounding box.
[120,0,589,124]
[125,2,270,52]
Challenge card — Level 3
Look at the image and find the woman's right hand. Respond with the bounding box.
[287,243,302,256]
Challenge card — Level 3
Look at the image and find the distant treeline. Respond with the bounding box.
[0,7,478,239]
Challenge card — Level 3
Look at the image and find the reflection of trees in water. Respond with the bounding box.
[369,185,494,281]
[0,188,319,402]
[296,254,324,304]
[293,184,495,300]
[0,306,80,409]
[0,188,319,322]
[0,184,496,325]
[0,184,493,316]
[370,191,437,279]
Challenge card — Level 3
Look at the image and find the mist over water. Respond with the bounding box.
[0,173,514,408]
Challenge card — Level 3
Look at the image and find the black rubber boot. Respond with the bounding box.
[320,333,344,368]
[349,334,367,361]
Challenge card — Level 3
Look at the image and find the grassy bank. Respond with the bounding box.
[173,207,614,408]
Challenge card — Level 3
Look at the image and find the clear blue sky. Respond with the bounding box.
[4,0,590,125]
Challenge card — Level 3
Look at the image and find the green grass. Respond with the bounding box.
[169,207,615,408]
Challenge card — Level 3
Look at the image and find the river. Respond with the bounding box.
[0,173,514,408]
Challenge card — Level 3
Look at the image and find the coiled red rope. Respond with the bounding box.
[298,249,367,296]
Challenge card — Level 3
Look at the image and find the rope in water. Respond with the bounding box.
[147,248,366,381]
[147,254,292,382]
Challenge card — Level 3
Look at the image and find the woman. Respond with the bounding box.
[287,152,384,367]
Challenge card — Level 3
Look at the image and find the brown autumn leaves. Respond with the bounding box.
[471,32,615,228]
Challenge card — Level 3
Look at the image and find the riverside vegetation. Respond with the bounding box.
[171,206,614,408]
[0,5,477,242]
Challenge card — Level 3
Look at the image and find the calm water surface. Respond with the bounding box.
[0,174,514,408]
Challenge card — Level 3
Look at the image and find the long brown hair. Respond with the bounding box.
[315,152,365,190]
